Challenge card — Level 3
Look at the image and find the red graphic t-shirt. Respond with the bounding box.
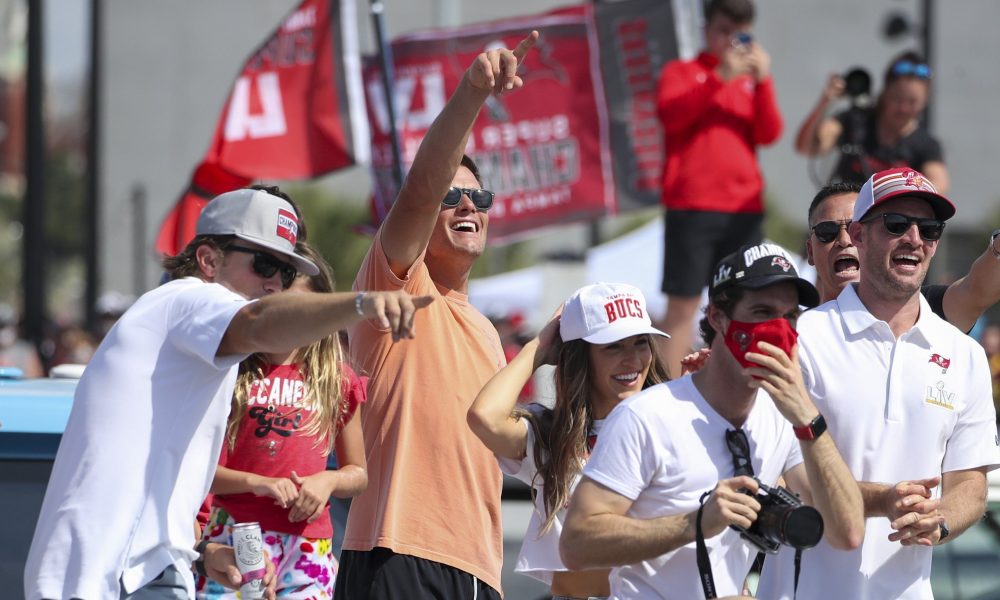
[213,362,366,538]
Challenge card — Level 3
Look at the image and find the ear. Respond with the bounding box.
[194,244,223,281]
[805,236,816,266]
[706,304,729,344]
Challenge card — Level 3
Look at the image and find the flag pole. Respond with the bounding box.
[369,0,405,190]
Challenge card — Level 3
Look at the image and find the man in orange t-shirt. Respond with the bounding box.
[335,32,540,600]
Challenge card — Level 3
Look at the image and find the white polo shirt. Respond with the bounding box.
[583,376,803,600]
[757,284,1000,600]
[24,278,251,600]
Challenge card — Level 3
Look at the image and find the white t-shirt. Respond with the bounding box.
[24,278,251,600]
[497,404,605,585]
[757,284,1000,600]
[583,376,803,600]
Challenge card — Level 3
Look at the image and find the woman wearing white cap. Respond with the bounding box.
[468,283,669,600]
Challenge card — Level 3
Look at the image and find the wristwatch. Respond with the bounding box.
[793,414,828,441]
[990,228,1000,259]
[939,520,951,542]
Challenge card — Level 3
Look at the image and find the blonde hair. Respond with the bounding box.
[227,242,347,454]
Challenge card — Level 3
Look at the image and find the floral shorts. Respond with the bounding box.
[196,506,337,599]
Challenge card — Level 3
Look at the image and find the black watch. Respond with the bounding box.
[193,540,211,577]
[939,520,951,542]
[793,414,828,441]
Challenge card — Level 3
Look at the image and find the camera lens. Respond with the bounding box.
[782,505,824,549]
[843,67,872,99]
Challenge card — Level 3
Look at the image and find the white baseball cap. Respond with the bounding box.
[196,188,319,275]
[560,283,669,344]
[853,167,955,223]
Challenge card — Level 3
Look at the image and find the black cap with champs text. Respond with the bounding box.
[710,242,820,308]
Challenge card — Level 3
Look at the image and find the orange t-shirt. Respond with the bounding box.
[344,230,506,593]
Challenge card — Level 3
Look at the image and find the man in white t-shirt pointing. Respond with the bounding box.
[560,243,864,599]
[757,169,1000,599]
[24,187,431,600]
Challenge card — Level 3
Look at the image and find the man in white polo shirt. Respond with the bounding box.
[561,243,864,600]
[24,188,430,600]
[758,169,1000,599]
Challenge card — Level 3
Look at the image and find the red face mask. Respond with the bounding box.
[723,317,798,370]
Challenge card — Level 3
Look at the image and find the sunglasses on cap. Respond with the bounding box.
[891,60,931,79]
[811,219,852,244]
[442,187,495,211]
[860,212,945,241]
[226,245,297,288]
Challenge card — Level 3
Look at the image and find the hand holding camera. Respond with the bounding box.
[731,479,825,554]
[698,476,763,538]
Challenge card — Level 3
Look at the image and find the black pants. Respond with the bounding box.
[335,548,501,600]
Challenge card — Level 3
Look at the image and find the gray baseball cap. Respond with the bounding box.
[196,188,319,276]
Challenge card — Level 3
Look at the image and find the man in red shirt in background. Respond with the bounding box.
[655,0,782,375]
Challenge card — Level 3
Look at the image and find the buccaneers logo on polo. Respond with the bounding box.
[929,353,951,374]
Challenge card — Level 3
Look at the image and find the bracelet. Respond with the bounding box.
[193,540,211,577]
[354,292,366,316]
[990,229,1000,260]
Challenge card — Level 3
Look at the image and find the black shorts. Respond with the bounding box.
[662,210,764,297]
[334,548,501,600]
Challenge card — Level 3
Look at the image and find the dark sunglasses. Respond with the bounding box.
[226,245,297,288]
[861,212,945,241]
[725,428,755,478]
[811,219,852,244]
[442,187,495,211]
[891,60,931,79]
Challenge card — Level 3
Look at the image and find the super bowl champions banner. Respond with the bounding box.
[365,7,615,241]
[365,0,681,240]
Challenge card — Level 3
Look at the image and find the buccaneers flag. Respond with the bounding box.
[155,0,368,255]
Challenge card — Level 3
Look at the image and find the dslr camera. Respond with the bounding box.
[731,479,824,554]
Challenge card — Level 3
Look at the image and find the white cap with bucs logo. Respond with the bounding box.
[560,282,669,344]
[196,188,319,276]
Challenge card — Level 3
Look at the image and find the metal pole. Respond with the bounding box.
[23,0,46,349]
[131,184,147,296]
[370,0,404,190]
[921,0,934,132]
[85,0,102,334]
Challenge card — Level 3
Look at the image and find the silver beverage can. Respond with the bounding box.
[232,522,266,599]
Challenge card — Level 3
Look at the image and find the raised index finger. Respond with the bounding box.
[512,30,540,61]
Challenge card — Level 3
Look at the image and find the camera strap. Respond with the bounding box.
[793,548,803,600]
[696,490,717,599]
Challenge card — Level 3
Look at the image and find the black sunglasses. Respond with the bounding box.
[725,429,755,478]
[226,245,297,289]
[442,187,495,211]
[811,219,852,244]
[861,212,945,242]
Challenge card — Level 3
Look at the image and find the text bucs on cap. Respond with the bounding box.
[853,167,956,223]
[197,188,319,276]
[710,243,820,308]
[560,282,669,344]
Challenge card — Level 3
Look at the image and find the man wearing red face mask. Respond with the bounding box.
[561,243,864,599]
[757,170,1000,600]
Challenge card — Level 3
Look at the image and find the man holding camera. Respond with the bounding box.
[655,0,782,376]
[757,170,1000,599]
[560,243,863,599]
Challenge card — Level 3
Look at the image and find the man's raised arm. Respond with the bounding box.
[380,31,538,276]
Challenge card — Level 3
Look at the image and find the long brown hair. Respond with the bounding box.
[227,242,347,454]
[517,334,669,535]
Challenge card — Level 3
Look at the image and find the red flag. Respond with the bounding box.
[154,163,251,256]
[156,0,368,255]
[365,7,615,241]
